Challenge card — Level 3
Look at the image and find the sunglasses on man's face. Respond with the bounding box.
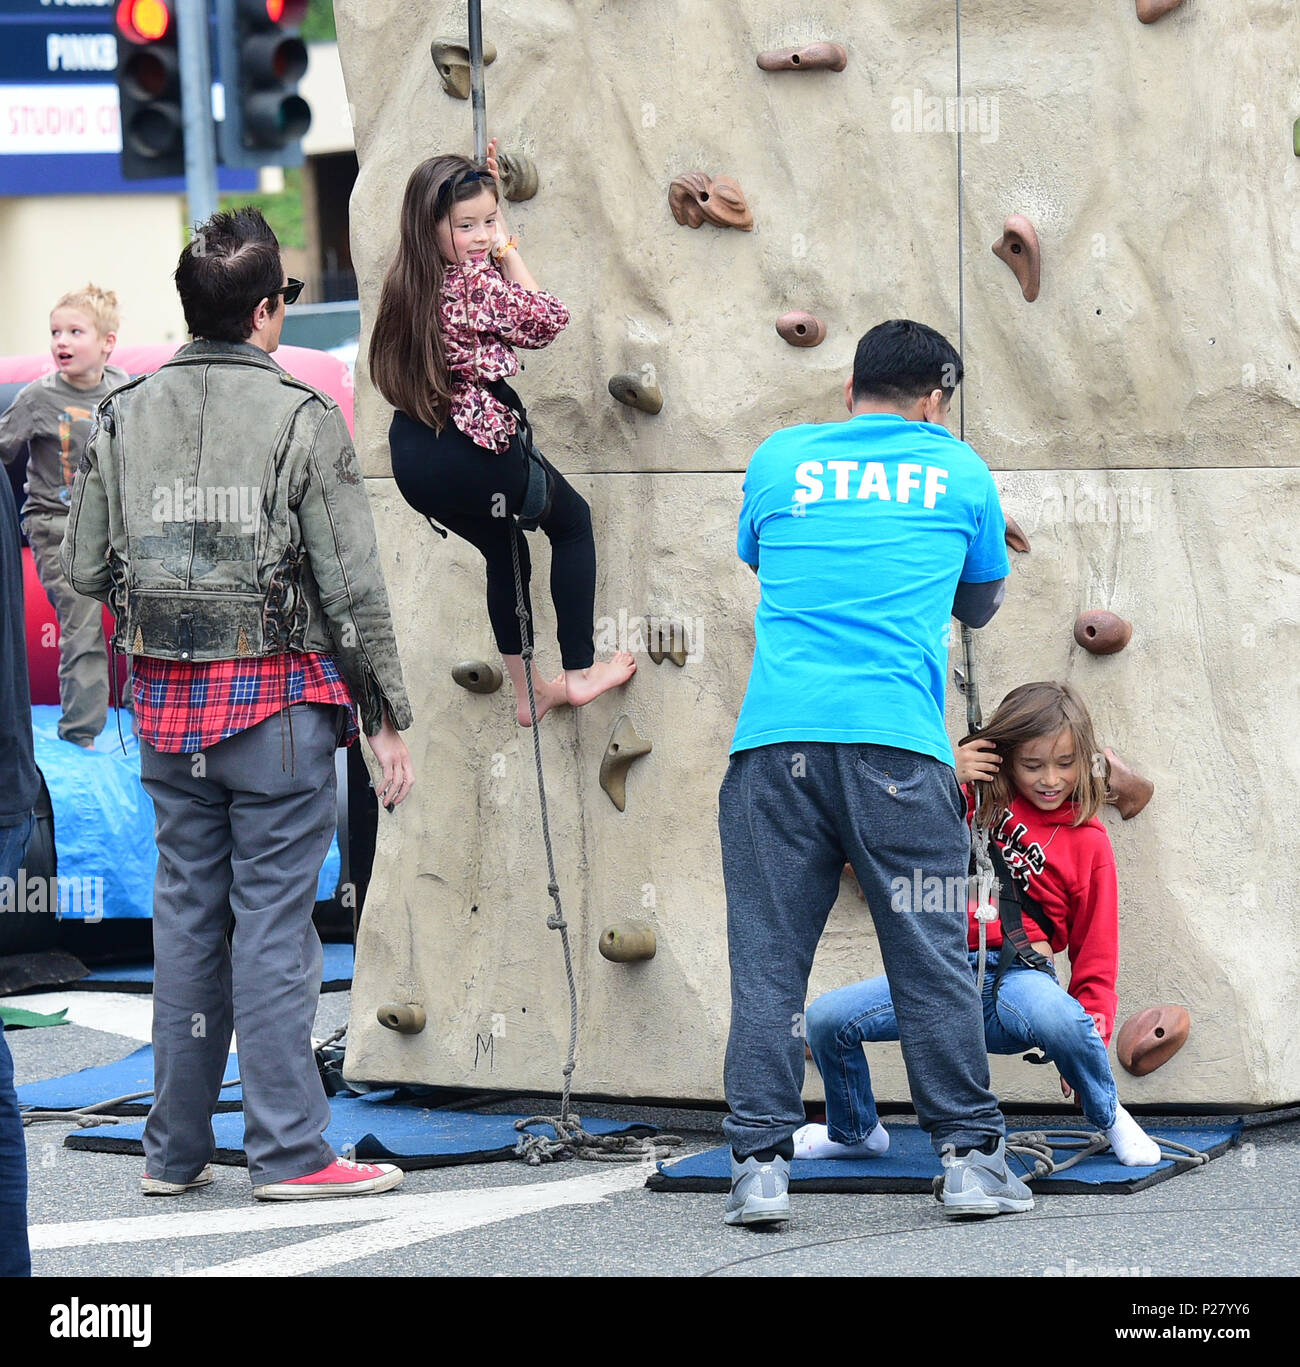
[273,278,305,305]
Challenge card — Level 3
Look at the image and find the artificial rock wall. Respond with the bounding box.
[336,1,1300,1107]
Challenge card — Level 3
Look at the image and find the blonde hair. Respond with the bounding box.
[962,680,1110,829]
[52,284,119,337]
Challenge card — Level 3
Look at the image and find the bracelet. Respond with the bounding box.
[492,237,519,262]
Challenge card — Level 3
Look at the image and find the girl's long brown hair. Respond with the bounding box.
[961,681,1109,830]
[367,155,498,431]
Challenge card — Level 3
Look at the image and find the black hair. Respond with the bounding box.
[174,206,283,343]
[851,319,963,407]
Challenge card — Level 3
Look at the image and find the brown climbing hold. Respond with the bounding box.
[608,373,663,415]
[756,43,848,73]
[598,922,657,963]
[1136,0,1185,22]
[1004,514,1031,553]
[376,1002,427,1035]
[646,618,688,667]
[668,172,754,231]
[452,660,503,694]
[1116,1005,1190,1076]
[599,715,652,812]
[497,150,538,202]
[776,312,827,348]
[1103,747,1154,820]
[429,38,497,100]
[1074,610,1132,655]
[992,215,1041,302]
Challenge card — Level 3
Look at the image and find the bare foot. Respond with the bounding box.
[516,672,567,728]
[564,652,637,707]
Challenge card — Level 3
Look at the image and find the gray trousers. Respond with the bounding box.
[138,703,343,1186]
[25,512,110,745]
[719,741,1005,1159]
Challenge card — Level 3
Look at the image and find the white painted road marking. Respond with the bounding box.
[188,1166,654,1276]
[4,991,154,1043]
[30,1165,661,1271]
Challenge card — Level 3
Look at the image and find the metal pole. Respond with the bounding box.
[467,0,487,164]
[177,0,219,228]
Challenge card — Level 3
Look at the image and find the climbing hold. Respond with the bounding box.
[1004,514,1031,553]
[598,922,657,963]
[1074,610,1132,655]
[646,618,688,667]
[992,215,1041,302]
[842,862,866,899]
[429,38,497,99]
[376,1002,427,1035]
[1135,0,1185,22]
[452,660,503,694]
[668,172,754,231]
[1116,1005,1190,1076]
[497,150,538,202]
[775,312,827,348]
[608,373,664,414]
[756,43,848,72]
[599,715,652,812]
[1103,747,1154,820]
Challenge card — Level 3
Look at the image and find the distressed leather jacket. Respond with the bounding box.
[61,340,411,737]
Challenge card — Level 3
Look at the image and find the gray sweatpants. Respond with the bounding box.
[719,741,1005,1159]
[138,703,343,1186]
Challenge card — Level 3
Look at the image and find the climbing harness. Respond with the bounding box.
[504,521,679,1168]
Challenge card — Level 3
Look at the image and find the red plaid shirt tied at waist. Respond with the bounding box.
[131,651,359,754]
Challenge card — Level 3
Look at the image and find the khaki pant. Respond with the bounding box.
[23,511,110,747]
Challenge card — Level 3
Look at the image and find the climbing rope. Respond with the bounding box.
[960,622,1000,994]
[505,522,680,1167]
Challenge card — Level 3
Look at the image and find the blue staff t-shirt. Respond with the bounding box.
[731,412,1009,765]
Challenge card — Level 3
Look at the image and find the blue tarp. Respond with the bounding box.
[31,705,341,918]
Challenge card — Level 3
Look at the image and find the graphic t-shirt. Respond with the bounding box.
[731,412,1009,764]
[0,365,129,520]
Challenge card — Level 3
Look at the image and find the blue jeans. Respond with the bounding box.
[807,949,1120,1137]
[0,813,34,1277]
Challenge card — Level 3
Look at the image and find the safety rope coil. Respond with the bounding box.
[506,523,681,1166]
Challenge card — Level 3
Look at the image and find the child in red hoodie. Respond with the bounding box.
[798,680,1162,1166]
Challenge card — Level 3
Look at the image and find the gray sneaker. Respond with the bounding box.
[724,1152,791,1227]
[938,1138,1034,1219]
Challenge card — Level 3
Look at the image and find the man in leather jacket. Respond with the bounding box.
[61,207,415,1201]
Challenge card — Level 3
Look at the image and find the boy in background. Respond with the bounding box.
[0,286,128,748]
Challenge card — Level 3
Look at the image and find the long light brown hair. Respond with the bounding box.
[367,155,498,431]
[961,681,1109,829]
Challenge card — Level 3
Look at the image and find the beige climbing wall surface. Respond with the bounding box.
[336,0,1300,1107]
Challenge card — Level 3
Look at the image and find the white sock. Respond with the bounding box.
[793,1121,890,1161]
[1104,1105,1162,1167]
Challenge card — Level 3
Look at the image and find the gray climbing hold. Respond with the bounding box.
[599,715,652,813]
[598,922,657,963]
[608,373,663,414]
[377,1002,427,1034]
[646,618,688,667]
[430,38,498,99]
[452,660,503,694]
[498,150,538,202]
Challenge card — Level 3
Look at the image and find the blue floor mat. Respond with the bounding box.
[648,1123,1242,1196]
[18,1044,241,1113]
[73,941,355,994]
[63,1093,655,1169]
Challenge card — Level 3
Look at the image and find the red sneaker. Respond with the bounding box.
[252,1156,404,1201]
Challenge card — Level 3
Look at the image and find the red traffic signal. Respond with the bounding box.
[115,0,172,45]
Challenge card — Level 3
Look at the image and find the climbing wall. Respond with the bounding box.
[336,0,1300,1107]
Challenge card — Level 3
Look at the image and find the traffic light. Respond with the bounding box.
[114,0,184,179]
[216,0,313,168]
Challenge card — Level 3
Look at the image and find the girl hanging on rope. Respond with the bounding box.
[369,141,635,725]
[798,681,1163,1167]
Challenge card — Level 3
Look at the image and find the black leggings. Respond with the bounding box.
[388,402,596,670]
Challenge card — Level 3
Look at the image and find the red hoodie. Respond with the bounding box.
[963,787,1119,1045]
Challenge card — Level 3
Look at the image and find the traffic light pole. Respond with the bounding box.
[177,0,219,228]
[468,0,487,165]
